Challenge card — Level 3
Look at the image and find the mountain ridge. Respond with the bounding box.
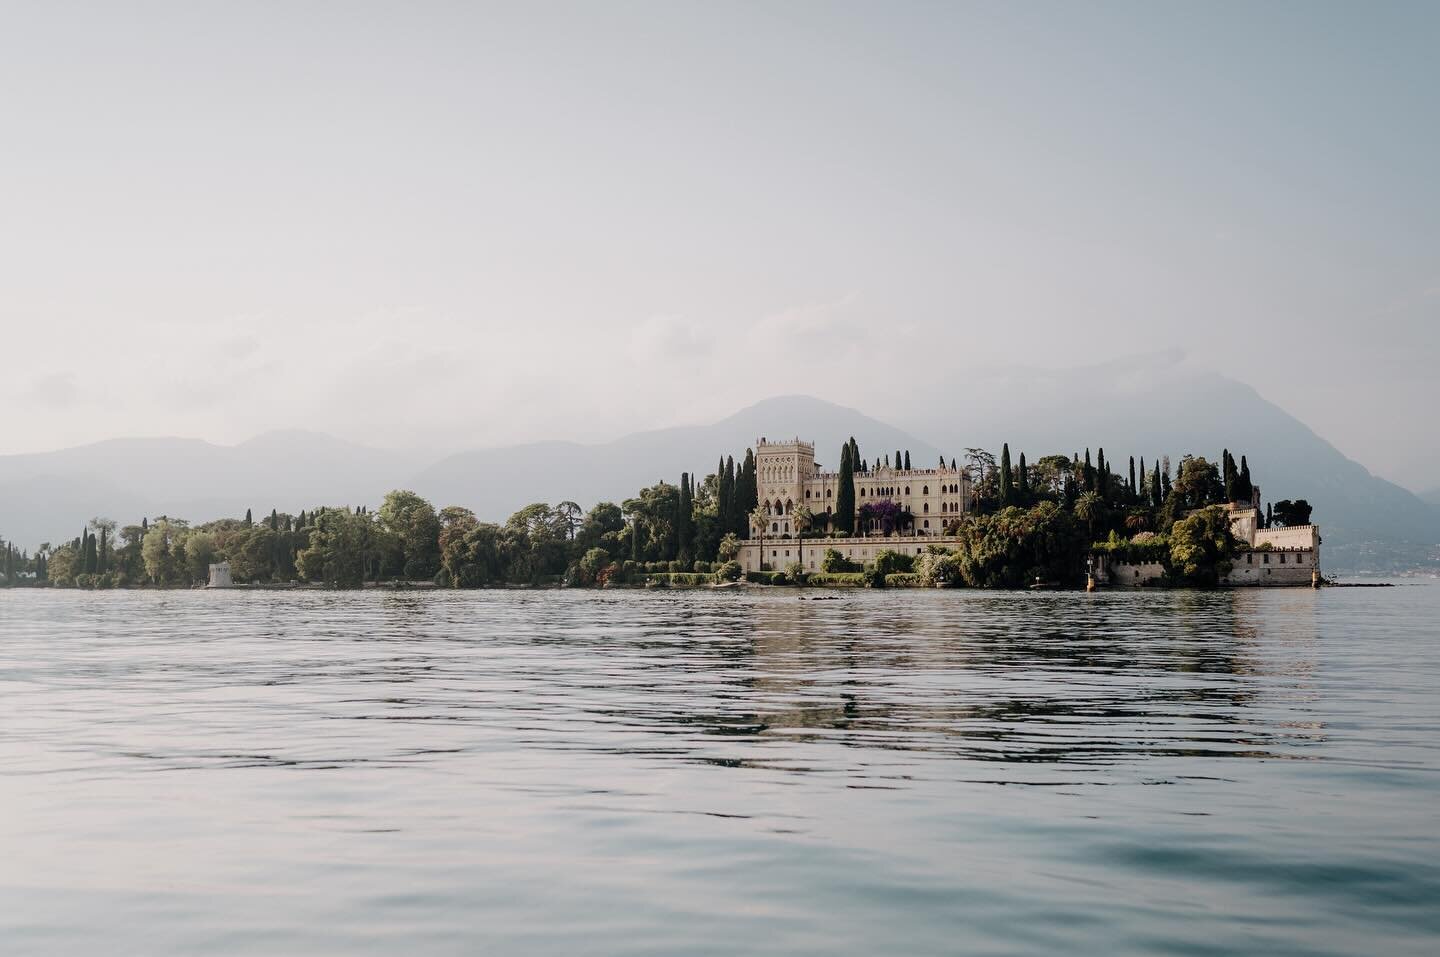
[3,383,1437,573]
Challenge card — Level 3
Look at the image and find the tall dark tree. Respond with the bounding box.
[244,508,253,527]
[716,456,731,537]
[97,526,108,574]
[1235,455,1253,503]
[1150,460,1162,509]
[999,443,1014,506]
[676,472,694,563]
[1222,449,1236,501]
[736,449,757,537]
[1128,456,1136,497]
[1083,449,1094,492]
[1096,448,1108,501]
[1018,452,1029,502]
[836,440,856,535]
[903,450,911,470]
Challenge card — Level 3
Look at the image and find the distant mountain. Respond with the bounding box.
[4,376,1437,576]
[905,359,1440,568]
[0,431,408,549]
[410,395,941,521]
[1420,487,1440,507]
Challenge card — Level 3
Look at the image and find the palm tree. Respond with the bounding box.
[750,505,770,571]
[792,503,813,573]
[1075,491,1105,540]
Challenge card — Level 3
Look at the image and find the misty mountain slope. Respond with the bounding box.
[911,365,1440,549]
[4,383,1435,564]
[410,395,943,520]
[0,431,409,549]
[1420,487,1440,506]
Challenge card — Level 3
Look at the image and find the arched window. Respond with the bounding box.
[923,520,930,529]
[826,488,833,498]
[923,485,929,495]
[826,506,832,514]
[905,486,910,495]
[772,522,779,533]
[923,502,929,513]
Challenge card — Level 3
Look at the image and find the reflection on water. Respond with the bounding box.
[1,586,1436,956]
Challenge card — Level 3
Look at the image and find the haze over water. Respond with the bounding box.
[2,586,1437,955]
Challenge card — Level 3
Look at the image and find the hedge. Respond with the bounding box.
[805,572,866,587]
[745,570,790,585]
[643,573,712,587]
[883,573,922,587]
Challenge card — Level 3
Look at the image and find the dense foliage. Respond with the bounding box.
[1,435,1302,592]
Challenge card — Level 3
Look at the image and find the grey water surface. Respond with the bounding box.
[2,585,1437,955]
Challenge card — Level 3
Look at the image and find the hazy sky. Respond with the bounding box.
[3,2,1437,487]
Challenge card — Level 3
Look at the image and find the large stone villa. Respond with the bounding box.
[737,436,973,573]
[734,435,1321,586]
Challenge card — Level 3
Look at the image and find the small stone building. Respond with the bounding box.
[207,562,233,588]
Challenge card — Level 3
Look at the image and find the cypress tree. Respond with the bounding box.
[903,450,911,470]
[1150,461,1162,508]
[999,443,1013,506]
[1139,457,1147,501]
[1161,459,1172,500]
[1237,455,1253,502]
[1222,449,1235,501]
[893,450,901,471]
[1082,449,1092,492]
[1265,502,1272,528]
[677,472,693,562]
[245,508,253,527]
[836,441,856,535]
[737,449,757,537]
[270,508,278,531]
[1096,448,1108,500]
[1018,452,1029,501]
[725,456,738,535]
[98,526,108,574]
[1128,456,1136,496]
[716,456,730,536]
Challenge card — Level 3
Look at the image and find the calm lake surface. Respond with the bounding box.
[2,585,1438,955]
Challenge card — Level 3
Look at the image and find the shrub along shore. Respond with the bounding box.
[1,438,1312,591]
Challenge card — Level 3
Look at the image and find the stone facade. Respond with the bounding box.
[206,562,233,588]
[737,535,945,574]
[739,436,971,572]
[1098,504,1321,587]
[751,437,970,539]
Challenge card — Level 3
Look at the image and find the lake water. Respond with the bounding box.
[2,585,1437,955]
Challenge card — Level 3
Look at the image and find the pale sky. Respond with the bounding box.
[2,2,1437,488]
